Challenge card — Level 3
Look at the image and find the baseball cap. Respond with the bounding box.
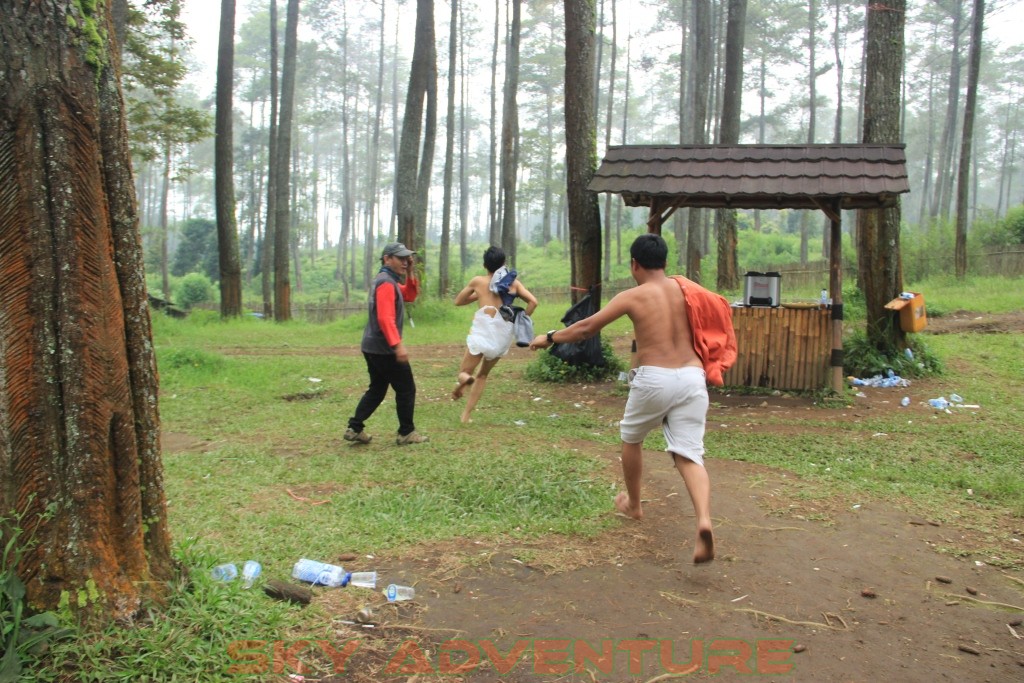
[382,242,415,258]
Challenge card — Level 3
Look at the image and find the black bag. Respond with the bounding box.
[511,306,535,347]
[549,288,606,367]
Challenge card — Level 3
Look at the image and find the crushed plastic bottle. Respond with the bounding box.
[949,393,964,404]
[211,563,238,582]
[242,560,262,589]
[384,584,415,602]
[346,571,377,589]
[928,397,950,410]
[292,559,347,587]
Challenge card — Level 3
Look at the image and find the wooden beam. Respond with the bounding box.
[828,201,844,393]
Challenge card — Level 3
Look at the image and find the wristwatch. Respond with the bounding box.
[546,329,557,345]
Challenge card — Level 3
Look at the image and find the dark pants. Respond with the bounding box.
[348,352,417,436]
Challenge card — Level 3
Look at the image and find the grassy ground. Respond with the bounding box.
[33,276,1023,681]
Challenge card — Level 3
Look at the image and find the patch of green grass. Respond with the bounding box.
[37,540,306,682]
[909,275,1024,314]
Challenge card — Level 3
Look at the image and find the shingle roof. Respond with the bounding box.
[588,144,909,211]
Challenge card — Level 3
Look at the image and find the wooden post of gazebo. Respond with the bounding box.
[827,202,844,393]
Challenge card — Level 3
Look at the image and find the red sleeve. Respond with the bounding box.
[375,282,402,347]
[399,276,419,302]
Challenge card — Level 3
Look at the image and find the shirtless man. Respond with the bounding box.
[529,234,715,564]
[453,246,538,423]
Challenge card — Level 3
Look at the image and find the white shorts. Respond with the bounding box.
[466,306,514,361]
[619,366,709,465]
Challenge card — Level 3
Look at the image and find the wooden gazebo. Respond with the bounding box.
[588,144,910,392]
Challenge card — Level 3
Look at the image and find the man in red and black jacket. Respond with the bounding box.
[345,243,430,446]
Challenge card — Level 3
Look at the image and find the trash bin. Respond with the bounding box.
[884,292,927,332]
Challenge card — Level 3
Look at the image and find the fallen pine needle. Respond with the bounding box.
[659,591,698,606]
[379,624,468,636]
[945,594,1024,612]
[286,488,330,505]
[736,608,846,630]
[642,668,700,682]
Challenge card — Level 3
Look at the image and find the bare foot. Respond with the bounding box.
[452,373,475,399]
[693,527,715,564]
[614,491,643,520]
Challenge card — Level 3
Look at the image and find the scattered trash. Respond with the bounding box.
[355,607,375,624]
[346,571,377,589]
[242,560,261,589]
[211,563,238,582]
[385,584,415,601]
[307,377,322,383]
[292,558,347,587]
[848,372,910,388]
[900,396,910,407]
[928,397,950,410]
[949,393,964,404]
[513,420,526,426]
[904,348,914,360]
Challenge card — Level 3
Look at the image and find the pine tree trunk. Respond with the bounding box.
[262,0,279,318]
[564,0,602,303]
[857,0,906,349]
[500,0,522,266]
[397,0,437,265]
[216,0,243,317]
[686,0,712,282]
[0,0,172,620]
[715,0,745,291]
[439,0,457,297]
[273,0,299,321]
[955,0,984,278]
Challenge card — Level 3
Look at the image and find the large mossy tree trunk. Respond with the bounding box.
[0,0,172,619]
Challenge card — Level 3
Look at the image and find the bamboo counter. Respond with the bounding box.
[722,305,833,392]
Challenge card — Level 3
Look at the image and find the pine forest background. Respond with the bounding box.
[130,0,1024,314]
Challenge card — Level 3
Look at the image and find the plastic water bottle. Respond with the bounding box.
[211,563,238,582]
[346,571,377,589]
[900,396,910,407]
[242,560,262,589]
[904,348,914,361]
[292,558,347,587]
[949,393,964,404]
[928,397,950,410]
[385,584,415,601]
[820,289,828,306]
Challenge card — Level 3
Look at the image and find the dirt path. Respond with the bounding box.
[368,455,1023,681]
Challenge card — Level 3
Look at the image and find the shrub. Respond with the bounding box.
[525,338,625,383]
[843,329,942,379]
[176,273,215,310]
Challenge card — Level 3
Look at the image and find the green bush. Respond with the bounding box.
[176,273,215,310]
[843,329,943,379]
[525,338,625,383]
